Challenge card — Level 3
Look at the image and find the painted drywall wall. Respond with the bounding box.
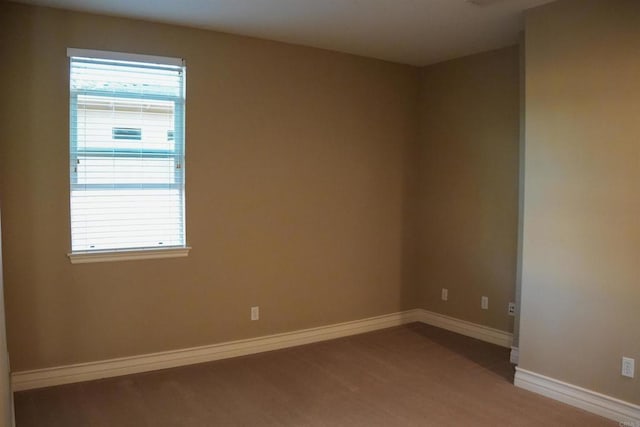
[0,3,420,371]
[520,0,639,404]
[512,34,526,349]
[416,47,520,332]
[0,216,13,427]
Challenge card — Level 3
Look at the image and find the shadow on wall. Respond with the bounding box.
[411,322,514,382]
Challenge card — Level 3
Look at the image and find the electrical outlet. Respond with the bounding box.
[481,296,489,310]
[508,302,516,316]
[251,306,259,321]
[622,357,635,378]
[441,288,448,301]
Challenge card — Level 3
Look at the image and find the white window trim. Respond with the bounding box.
[68,246,191,264]
[66,48,184,67]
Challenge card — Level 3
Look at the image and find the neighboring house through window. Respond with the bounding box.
[68,48,189,262]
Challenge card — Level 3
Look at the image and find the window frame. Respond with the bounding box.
[67,48,190,263]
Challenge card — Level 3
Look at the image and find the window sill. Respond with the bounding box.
[68,246,191,264]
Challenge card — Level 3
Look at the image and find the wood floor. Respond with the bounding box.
[15,323,612,426]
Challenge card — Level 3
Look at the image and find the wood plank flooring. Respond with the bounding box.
[15,323,613,426]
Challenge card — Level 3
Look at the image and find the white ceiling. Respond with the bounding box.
[16,0,554,66]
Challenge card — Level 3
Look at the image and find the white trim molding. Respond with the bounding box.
[68,246,191,264]
[415,309,513,348]
[67,48,184,67]
[515,367,640,426]
[12,310,419,391]
[11,309,513,392]
[14,307,638,426]
[510,346,519,364]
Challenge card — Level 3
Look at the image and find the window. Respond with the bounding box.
[68,49,189,262]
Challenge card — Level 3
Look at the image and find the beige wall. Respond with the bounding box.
[520,0,640,404]
[0,216,13,427]
[416,47,520,332]
[0,3,420,371]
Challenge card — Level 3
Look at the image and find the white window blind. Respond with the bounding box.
[69,49,186,253]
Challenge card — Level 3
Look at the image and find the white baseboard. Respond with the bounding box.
[12,310,420,392]
[515,367,640,425]
[510,346,519,364]
[415,309,513,348]
[13,310,638,427]
[11,308,513,392]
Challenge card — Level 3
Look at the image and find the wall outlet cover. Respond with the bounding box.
[622,357,635,378]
